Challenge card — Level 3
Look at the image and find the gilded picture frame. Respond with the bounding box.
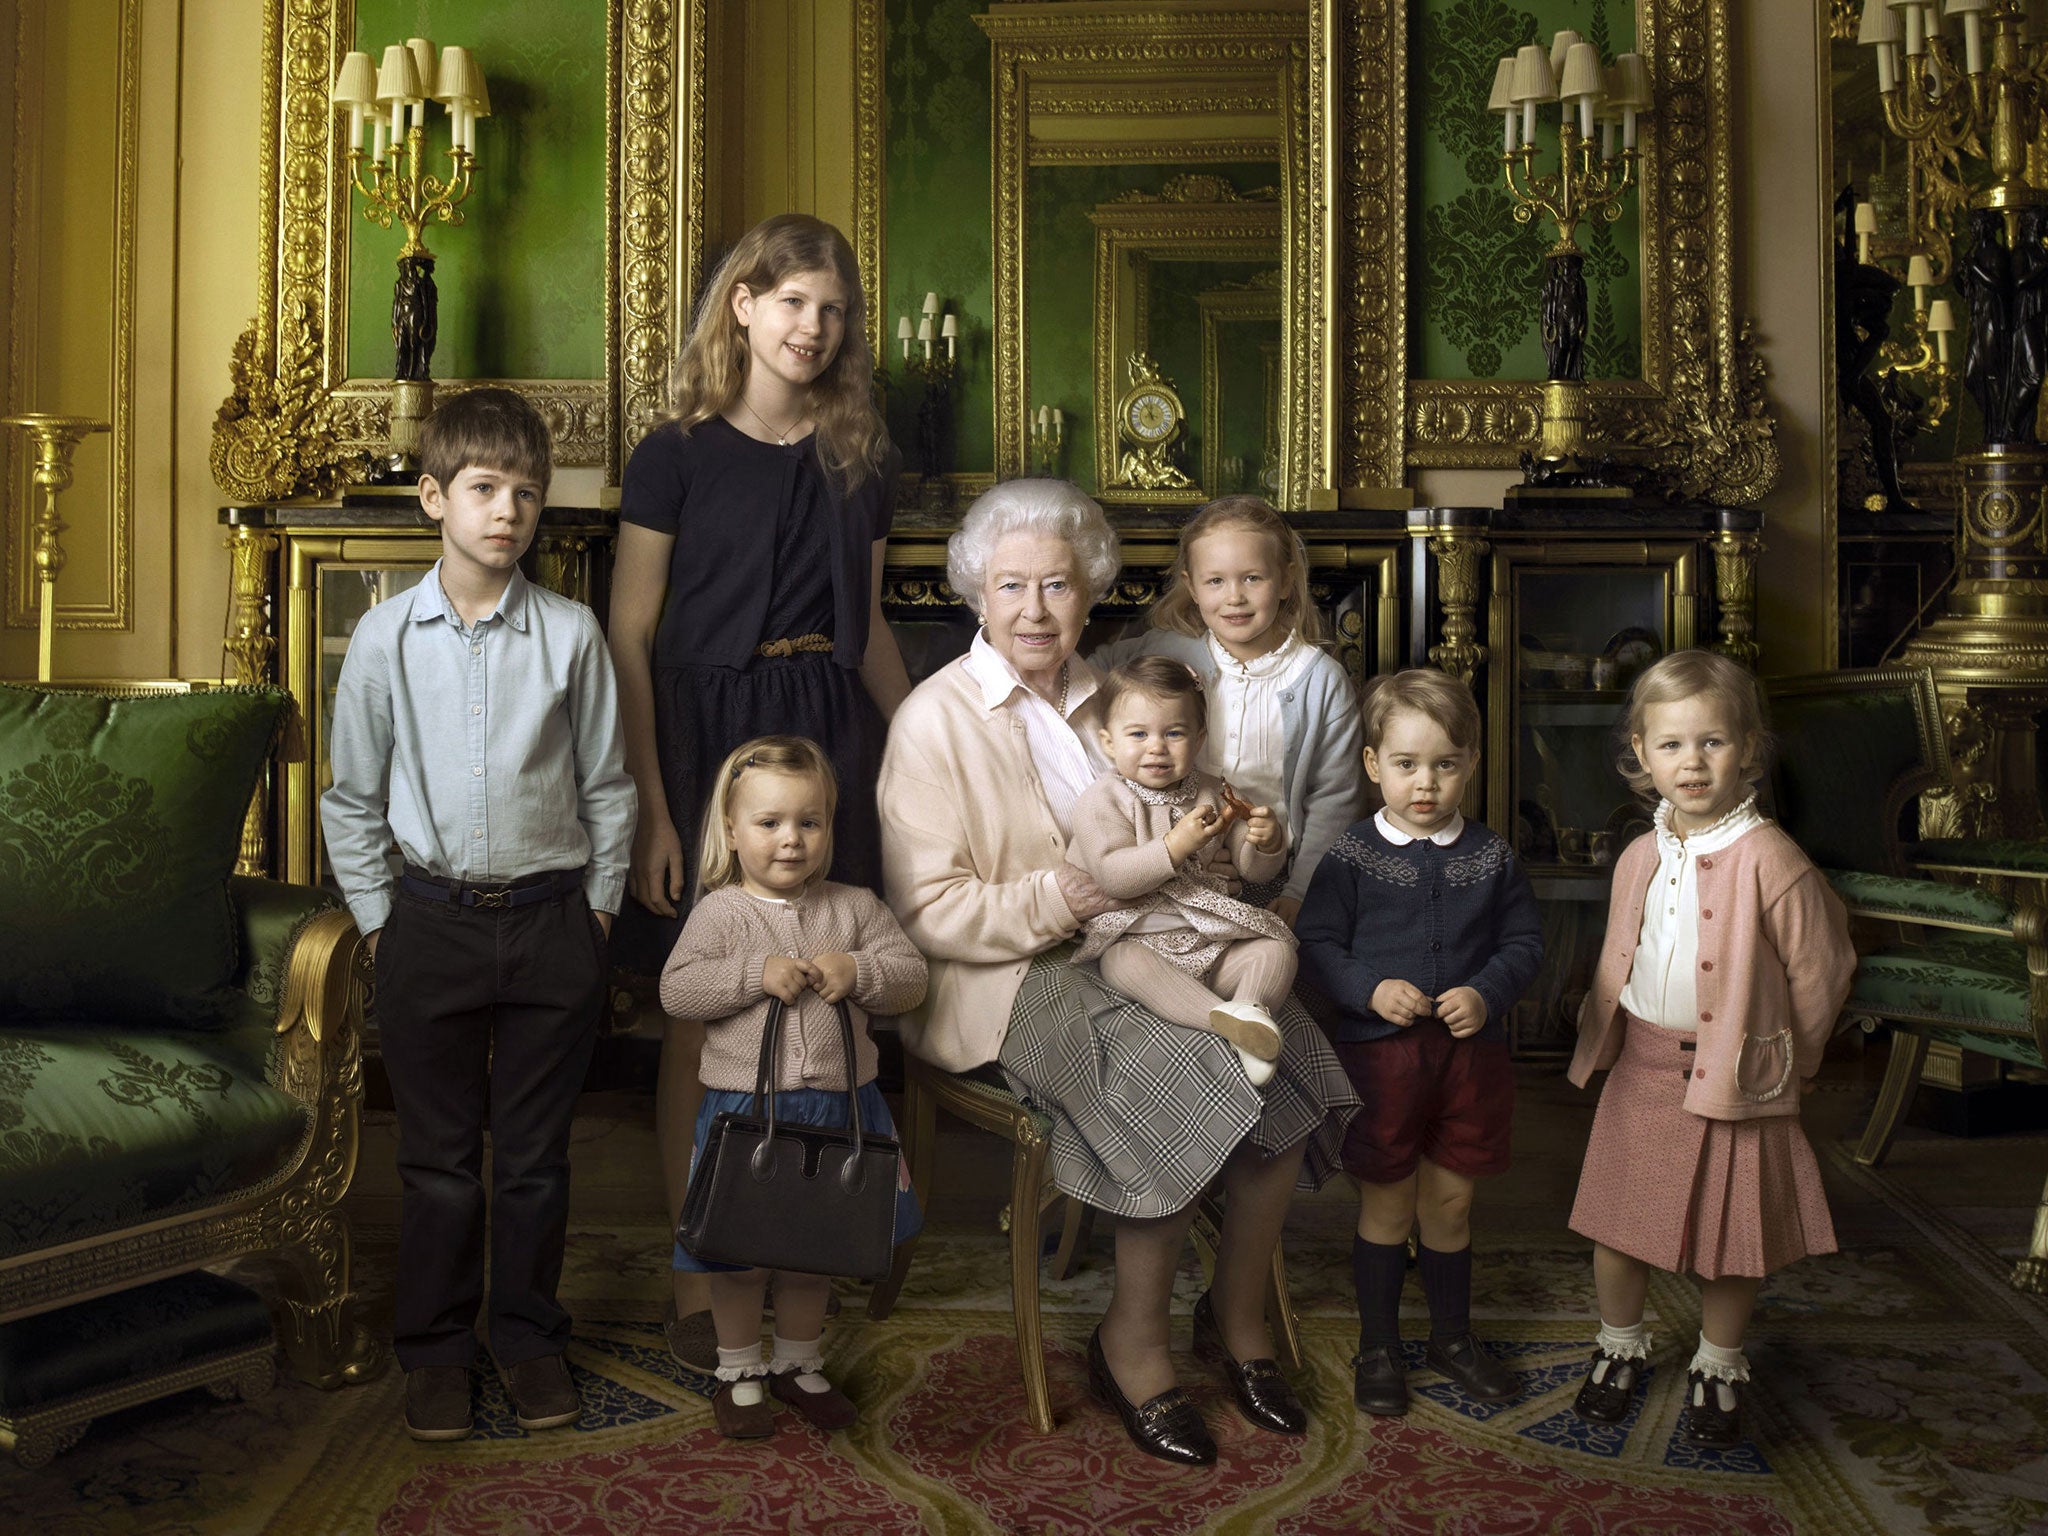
[1197,279,1285,496]
[248,0,706,481]
[978,2,1320,507]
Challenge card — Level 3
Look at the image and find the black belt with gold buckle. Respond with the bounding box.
[399,867,581,910]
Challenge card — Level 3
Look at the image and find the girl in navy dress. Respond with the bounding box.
[609,214,908,1367]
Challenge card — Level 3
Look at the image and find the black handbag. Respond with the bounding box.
[674,997,902,1282]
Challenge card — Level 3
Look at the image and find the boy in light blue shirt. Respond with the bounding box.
[322,387,635,1442]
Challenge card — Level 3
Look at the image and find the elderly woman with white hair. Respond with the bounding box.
[877,479,1356,1466]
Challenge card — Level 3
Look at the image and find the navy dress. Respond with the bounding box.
[612,417,896,977]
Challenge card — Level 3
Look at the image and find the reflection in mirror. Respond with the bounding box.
[980,3,1311,501]
[1082,179,1281,503]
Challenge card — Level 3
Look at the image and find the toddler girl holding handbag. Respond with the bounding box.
[662,735,927,1439]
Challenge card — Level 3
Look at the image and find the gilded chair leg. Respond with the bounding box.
[1050,1196,1093,1280]
[868,1068,937,1321]
[1856,1028,1930,1168]
[2012,1168,2048,1294]
[1011,1130,1056,1433]
[1265,1241,1302,1372]
[273,1212,383,1388]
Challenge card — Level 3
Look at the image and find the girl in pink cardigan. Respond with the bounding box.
[1567,652,1853,1450]
[661,736,927,1440]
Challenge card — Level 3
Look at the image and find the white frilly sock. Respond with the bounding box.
[1687,1333,1748,1412]
[1591,1320,1650,1383]
[770,1332,832,1394]
[716,1342,768,1406]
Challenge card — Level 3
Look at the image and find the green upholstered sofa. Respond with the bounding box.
[0,682,378,1387]
[1766,667,2048,1293]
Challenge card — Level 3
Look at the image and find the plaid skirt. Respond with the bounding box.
[998,948,1359,1219]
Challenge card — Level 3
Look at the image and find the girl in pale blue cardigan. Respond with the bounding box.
[1093,496,1364,924]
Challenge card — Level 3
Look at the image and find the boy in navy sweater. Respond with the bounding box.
[1296,668,1542,1418]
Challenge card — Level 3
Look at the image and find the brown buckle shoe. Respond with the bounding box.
[404,1364,473,1442]
[713,1382,779,1439]
[502,1353,582,1431]
[769,1370,858,1431]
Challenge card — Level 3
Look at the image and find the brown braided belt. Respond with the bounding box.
[754,632,833,658]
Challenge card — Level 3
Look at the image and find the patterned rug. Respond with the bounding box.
[6,1094,2048,1535]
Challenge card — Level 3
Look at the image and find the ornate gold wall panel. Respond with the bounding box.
[1321,0,1405,491]
[854,0,886,363]
[979,2,1318,505]
[253,0,703,482]
[1395,0,1773,502]
[4,0,139,634]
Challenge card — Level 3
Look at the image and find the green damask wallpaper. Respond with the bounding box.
[345,0,607,383]
[884,0,996,475]
[1411,0,1641,380]
[1027,164,1280,496]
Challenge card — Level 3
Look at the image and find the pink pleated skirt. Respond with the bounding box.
[1569,1014,1837,1279]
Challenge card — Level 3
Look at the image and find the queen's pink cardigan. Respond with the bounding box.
[1568,820,1855,1121]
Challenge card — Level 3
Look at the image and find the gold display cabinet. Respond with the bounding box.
[1409,503,1764,1055]
[217,499,616,891]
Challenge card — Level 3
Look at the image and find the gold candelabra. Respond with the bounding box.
[330,40,490,479]
[896,290,962,509]
[1029,405,1068,479]
[1490,37,1650,487]
[1,414,110,681]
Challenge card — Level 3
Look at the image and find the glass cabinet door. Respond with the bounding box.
[1488,546,1697,1054]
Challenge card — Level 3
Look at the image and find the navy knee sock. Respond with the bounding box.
[1418,1243,1473,1342]
[1351,1237,1407,1352]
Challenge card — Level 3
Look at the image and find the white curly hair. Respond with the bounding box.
[946,478,1121,616]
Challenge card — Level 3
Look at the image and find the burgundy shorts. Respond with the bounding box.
[1333,1024,1515,1184]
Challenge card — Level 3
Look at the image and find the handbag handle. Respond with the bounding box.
[748,995,870,1193]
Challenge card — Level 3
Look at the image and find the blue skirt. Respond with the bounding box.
[672,1081,924,1274]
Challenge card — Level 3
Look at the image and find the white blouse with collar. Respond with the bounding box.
[1617,794,1766,1031]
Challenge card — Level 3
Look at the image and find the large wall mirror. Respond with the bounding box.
[978,2,1317,506]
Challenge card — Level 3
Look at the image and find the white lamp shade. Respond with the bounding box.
[1511,44,1558,104]
[331,50,377,108]
[471,66,491,119]
[1855,201,1879,234]
[1860,0,1904,41]
[1945,0,1989,13]
[1560,42,1605,101]
[896,316,914,339]
[941,313,959,338]
[406,38,437,101]
[1549,29,1583,79]
[1613,52,1652,111]
[435,45,480,103]
[1486,57,1516,113]
[1906,253,1935,286]
[1927,298,1957,332]
[375,45,423,106]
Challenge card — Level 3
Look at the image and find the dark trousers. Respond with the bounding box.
[374,876,606,1371]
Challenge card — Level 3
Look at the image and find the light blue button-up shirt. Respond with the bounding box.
[321,561,636,936]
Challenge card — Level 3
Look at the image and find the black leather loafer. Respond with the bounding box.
[1571,1348,1644,1425]
[1351,1344,1409,1416]
[1675,1369,1743,1448]
[1423,1331,1519,1401]
[1087,1326,1217,1466]
[1192,1291,1307,1435]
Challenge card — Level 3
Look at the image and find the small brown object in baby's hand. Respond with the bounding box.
[1218,781,1254,826]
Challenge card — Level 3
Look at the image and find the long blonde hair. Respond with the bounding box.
[1147,495,1323,646]
[663,215,888,497]
[697,735,840,895]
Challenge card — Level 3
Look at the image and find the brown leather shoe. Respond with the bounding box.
[713,1382,778,1439]
[404,1364,473,1441]
[769,1370,858,1431]
[502,1353,582,1430]
[664,1306,720,1374]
